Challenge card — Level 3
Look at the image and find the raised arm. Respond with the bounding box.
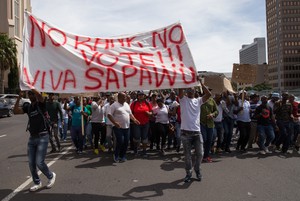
[13,91,25,115]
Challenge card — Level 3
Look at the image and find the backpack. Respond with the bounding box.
[26,103,52,134]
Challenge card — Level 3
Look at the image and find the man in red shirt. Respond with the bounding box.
[130,90,152,157]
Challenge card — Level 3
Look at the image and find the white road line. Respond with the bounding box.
[0,135,7,138]
[1,145,73,201]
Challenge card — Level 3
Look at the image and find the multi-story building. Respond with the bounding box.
[0,0,31,91]
[266,0,300,91]
[237,37,267,89]
[239,37,266,65]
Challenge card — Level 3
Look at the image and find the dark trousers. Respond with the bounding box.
[91,122,106,149]
[155,123,168,149]
[236,121,251,150]
[222,117,234,149]
[275,120,292,152]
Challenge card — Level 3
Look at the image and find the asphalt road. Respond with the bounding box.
[0,114,300,201]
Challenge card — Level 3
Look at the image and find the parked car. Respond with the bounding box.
[0,99,13,117]
[0,94,30,108]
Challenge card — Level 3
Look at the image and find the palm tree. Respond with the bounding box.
[0,34,18,93]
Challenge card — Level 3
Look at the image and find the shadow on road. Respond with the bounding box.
[0,189,128,201]
[122,178,193,200]
[1,178,194,201]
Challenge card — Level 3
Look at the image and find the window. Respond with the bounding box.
[14,0,20,38]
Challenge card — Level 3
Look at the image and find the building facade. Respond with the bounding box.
[266,0,300,91]
[239,37,266,65]
[0,0,31,91]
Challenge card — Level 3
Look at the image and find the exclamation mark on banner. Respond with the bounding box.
[157,51,166,68]
[176,45,184,67]
[167,48,176,68]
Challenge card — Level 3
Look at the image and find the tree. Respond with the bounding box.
[0,34,18,93]
[8,63,19,94]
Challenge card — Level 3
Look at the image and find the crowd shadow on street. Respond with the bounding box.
[0,188,127,201]
[1,177,194,201]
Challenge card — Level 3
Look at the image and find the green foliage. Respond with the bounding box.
[244,82,272,92]
[8,65,19,93]
[0,33,18,93]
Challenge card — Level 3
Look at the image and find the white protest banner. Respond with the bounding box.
[20,11,198,93]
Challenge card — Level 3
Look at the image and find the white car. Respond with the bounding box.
[0,94,31,108]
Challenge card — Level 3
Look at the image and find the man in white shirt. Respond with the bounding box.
[108,92,140,162]
[178,77,211,183]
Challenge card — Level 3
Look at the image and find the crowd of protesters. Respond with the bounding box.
[58,90,299,156]
[15,79,300,189]
[57,85,299,178]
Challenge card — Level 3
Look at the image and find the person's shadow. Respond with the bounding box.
[123,178,195,200]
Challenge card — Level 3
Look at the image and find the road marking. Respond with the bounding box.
[0,135,7,138]
[1,145,73,201]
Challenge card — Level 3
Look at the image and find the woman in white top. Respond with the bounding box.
[153,98,170,155]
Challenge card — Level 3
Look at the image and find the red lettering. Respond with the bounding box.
[169,25,184,44]
[75,36,92,50]
[139,66,152,86]
[176,45,183,61]
[139,53,155,66]
[85,67,104,90]
[117,38,125,47]
[153,67,176,87]
[122,65,138,87]
[63,70,76,90]
[23,67,40,87]
[120,52,138,65]
[152,28,167,48]
[157,51,164,64]
[167,48,173,62]
[97,54,118,67]
[48,28,67,46]
[93,38,103,51]
[50,70,63,90]
[180,67,196,84]
[105,39,114,49]
[41,71,46,89]
[106,68,120,90]
[126,37,136,47]
[81,50,99,66]
[29,15,46,47]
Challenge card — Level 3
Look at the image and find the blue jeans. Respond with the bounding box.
[113,127,130,159]
[181,131,203,175]
[71,126,84,152]
[132,123,149,144]
[257,125,275,150]
[83,122,93,147]
[276,120,292,152]
[175,122,181,148]
[222,117,234,149]
[213,122,224,149]
[200,124,214,158]
[291,121,300,144]
[28,133,53,184]
[59,117,69,140]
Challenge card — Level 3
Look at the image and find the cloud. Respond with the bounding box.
[31,0,266,73]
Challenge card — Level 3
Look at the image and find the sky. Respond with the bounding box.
[30,0,266,73]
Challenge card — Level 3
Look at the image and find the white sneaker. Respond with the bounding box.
[265,148,271,153]
[259,150,266,155]
[46,172,56,189]
[29,182,42,192]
